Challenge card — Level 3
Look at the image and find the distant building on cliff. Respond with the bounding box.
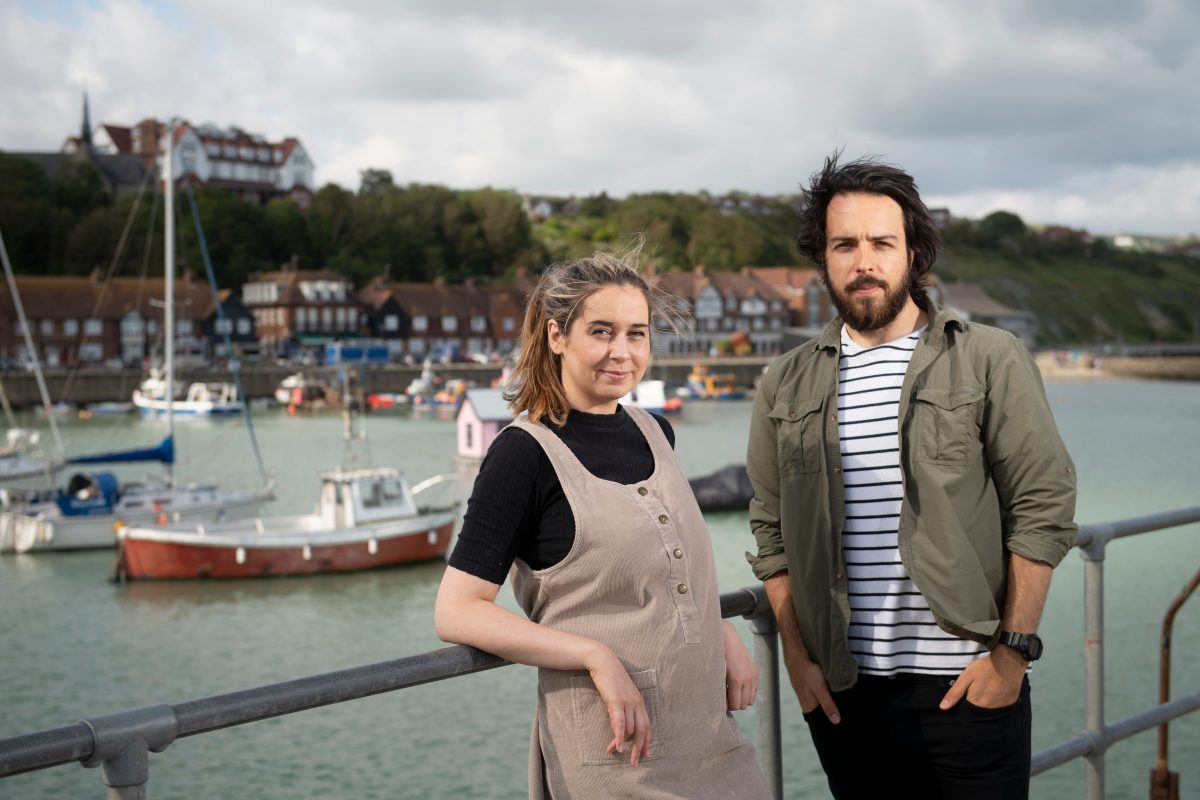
[10,95,316,209]
[93,118,315,209]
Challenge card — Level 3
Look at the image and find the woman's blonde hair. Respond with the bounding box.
[504,241,689,426]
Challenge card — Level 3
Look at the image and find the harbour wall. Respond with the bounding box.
[0,357,775,408]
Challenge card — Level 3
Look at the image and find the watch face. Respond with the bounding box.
[1026,635,1044,661]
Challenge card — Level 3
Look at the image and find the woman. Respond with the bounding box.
[434,247,770,799]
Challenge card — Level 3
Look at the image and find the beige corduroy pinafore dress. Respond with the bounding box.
[509,406,769,800]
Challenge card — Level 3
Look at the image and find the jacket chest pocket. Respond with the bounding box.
[912,386,983,464]
[769,398,824,475]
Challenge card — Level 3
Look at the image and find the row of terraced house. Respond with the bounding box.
[0,264,843,368]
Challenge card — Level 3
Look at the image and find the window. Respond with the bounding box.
[384,315,399,332]
[177,320,193,335]
[215,319,233,335]
[63,319,78,336]
[502,317,515,332]
[121,314,144,334]
[471,316,486,333]
[322,308,332,330]
[336,308,346,329]
[13,321,25,336]
[413,316,428,332]
[79,343,103,361]
[237,319,251,335]
[442,315,457,332]
[147,319,158,335]
[40,319,54,336]
[84,318,102,336]
[726,295,737,311]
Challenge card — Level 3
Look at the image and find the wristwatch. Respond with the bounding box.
[997,631,1043,662]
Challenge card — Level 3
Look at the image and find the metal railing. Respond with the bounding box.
[1,507,1198,799]
[1031,506,1200,800]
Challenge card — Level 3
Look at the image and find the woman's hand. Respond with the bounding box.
[723,621,759,711]
[585,646,652,766]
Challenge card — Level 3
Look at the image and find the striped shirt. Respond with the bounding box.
[839,325,986,675]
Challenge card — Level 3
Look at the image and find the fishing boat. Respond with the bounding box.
[115,466,456,579]
[117,369,456,579]
[0,120,272,552]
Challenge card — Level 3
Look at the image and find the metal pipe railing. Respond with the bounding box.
[1,507,1198,799]
[0,586,781,798]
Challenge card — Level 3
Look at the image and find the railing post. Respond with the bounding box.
[745,588,783,800]
[1079,532,1108,800]
[80,704,178,800]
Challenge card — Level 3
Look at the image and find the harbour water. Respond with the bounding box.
[1,378,1198,799]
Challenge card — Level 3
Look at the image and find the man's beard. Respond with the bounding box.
[828,268,914,333]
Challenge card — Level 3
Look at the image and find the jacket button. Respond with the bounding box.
[677,583,689,594]
[672,548,683,559]
[834,466,842,474]
[637,486,648,496]
[658,514,669,525]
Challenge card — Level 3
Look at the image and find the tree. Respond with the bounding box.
[978,211,1027,244]
[358,168,395,196]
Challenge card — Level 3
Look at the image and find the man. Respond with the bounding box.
[746,154,1077,799]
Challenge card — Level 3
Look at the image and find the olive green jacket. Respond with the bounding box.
[746,304,1077,691]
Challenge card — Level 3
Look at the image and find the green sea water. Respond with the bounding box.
[1,378,1197,799]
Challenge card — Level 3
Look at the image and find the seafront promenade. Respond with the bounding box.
[0,349,1195,408]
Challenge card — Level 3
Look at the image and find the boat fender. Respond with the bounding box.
[302,544,312,561]
[235,547,246,565]
[368,538,378,556]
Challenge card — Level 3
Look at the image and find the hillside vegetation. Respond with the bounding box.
[1,154,1197,344]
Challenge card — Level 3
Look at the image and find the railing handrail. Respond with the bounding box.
[0,587,769,783]
[1,507,1198,799]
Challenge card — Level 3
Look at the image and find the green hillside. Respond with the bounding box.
[2,151,1196,345]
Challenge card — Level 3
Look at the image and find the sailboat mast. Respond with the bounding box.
[0,227,65,459]
[163,119,176,486]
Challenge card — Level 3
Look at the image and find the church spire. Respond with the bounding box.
[81,91,93,149]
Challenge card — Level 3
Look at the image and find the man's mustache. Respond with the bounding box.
[846,276,887,292]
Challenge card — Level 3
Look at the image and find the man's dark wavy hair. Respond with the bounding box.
[796,152,939,307]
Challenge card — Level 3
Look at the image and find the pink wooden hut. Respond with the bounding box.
[456,388,513,459]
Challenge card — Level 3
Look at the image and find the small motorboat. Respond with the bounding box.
[115,467,456,579]
[622,380,683,415]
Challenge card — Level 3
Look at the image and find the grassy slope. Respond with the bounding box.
[918,247,1199,344]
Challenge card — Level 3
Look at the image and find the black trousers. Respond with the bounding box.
[804,673,1032,800]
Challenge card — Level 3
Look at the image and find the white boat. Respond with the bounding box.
[0,471,272,553]
[621,379,683,415]
[133,370,242,417]
[116,467,456,579]
[0,120,272,553]
[0,432,59,490]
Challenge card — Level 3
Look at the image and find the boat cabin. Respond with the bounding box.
[318,467,418,528]
[57,472,119,515]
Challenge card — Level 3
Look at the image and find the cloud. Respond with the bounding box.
[1,0,1197,235]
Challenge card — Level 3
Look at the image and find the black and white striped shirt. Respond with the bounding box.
[839,325,985,675]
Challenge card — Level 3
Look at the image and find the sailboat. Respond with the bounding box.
[0,120,273,553]
[0,249,67,490]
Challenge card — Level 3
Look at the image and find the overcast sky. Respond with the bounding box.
[2,0,1197,236]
